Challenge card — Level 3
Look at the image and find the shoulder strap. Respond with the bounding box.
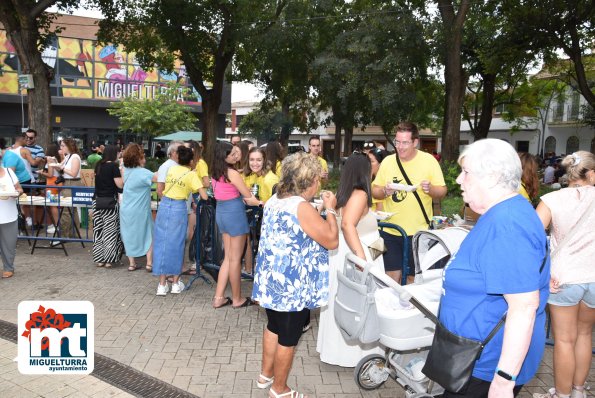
[395,154,431,226]
[6,168,16,185]
[434,244,549,343]
[163,169,192,196]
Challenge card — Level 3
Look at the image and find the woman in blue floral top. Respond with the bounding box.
[252,152,339,398]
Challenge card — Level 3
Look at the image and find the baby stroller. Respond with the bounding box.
[334,227,469,397]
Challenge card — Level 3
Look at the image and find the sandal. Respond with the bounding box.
[181,268,197,275]
[96,263,105,267]
[2,271,14,278]
[146,265,152,272]
[256,374,274,389]
[104,263,113,268]
[128,265,138,271]
[212,296,232,309]
[232,297,256,309]
[269,387,308,398]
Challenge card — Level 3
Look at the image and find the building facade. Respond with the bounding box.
[0,14,230,151]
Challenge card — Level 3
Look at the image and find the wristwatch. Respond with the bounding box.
[495,368,517,381]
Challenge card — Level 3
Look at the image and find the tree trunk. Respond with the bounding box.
[438,0,471,162]
[280,101,291,146]
[474,73,496,140]
[1,15,52,147]
[343,125,353,157]
[200,92,221,167]
[333,122,342,169]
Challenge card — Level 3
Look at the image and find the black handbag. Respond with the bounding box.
[422,249,548,393]
[94,196,117,210]
[421,314,506,393]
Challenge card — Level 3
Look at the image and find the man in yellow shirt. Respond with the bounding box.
[308,135,328,185]
[372,122,447,283]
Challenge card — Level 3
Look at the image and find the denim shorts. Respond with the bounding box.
[547,282,595,308]
[215,197,249,237]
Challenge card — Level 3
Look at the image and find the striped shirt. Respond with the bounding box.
[26,144,45,180]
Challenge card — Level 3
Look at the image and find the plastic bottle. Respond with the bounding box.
[251,184,260,200]
[46,190,51,202]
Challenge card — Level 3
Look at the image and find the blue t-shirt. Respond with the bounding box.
[439,194,549,385]
[2,150,30,183]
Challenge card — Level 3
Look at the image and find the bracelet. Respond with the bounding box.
[495,368,517,381]
[326,208,337,217]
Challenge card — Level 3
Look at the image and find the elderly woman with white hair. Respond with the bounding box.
[437,139,550,397]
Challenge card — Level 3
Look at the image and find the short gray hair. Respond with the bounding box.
[458,139,521,192]
[167,140,184,157]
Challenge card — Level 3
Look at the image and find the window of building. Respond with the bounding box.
[516,141,529,152]
[553,97,565,122]
[544,136,556,154]
[566,136,579,154]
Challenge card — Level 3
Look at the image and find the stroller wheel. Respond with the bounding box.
[354,354,389,390]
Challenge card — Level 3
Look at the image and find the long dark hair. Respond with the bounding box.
[236,140,250,172]
[265,140,284,174]
[336,152,372,210]
[95,144,119,176]
[211,141,234,182]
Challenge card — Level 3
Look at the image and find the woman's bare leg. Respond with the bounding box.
[550,304,579,396]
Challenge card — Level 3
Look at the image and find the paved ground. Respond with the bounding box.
[0,240,591,397]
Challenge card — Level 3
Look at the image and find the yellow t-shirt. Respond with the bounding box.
[274,160,282,179]
[242,171,279,203]
[518,184,531,202]
[372,151,445,236]
[164,165,203,200]
[195,158,209,180]
[318,156,328,173]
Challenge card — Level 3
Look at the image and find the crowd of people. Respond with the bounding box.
[0,125,593,398]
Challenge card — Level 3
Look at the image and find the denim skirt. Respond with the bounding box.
[153,197,188,276]
[216,197,249,237]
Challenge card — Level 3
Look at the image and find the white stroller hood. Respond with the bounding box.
[412,227,469,281]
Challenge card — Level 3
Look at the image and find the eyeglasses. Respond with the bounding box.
[393,140,413,147]
[25,136,35,140]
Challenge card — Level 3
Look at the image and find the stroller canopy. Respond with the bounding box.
[412,227,469,275]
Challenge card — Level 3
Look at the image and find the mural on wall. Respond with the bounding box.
[0,31,202,105]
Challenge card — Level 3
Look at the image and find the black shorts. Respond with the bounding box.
[266,308,310,347]
[442,377,523,397]
[380,230,414,275]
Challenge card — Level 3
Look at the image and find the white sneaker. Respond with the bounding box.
[533,388,560,398]
[47,225,56,234]
[26,217,33,227]
[171,281,185,294]
[571,388,587,398]
[156,283,169,296]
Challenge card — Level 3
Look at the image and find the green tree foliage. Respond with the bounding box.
[237,0,329,145]
[311,1,438,164]
[94,0,287,164]
[0,0,80,147]
[501,0,595,109]
[108,83,197,136]
[461,1,541,140]
[237,105,292,143]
